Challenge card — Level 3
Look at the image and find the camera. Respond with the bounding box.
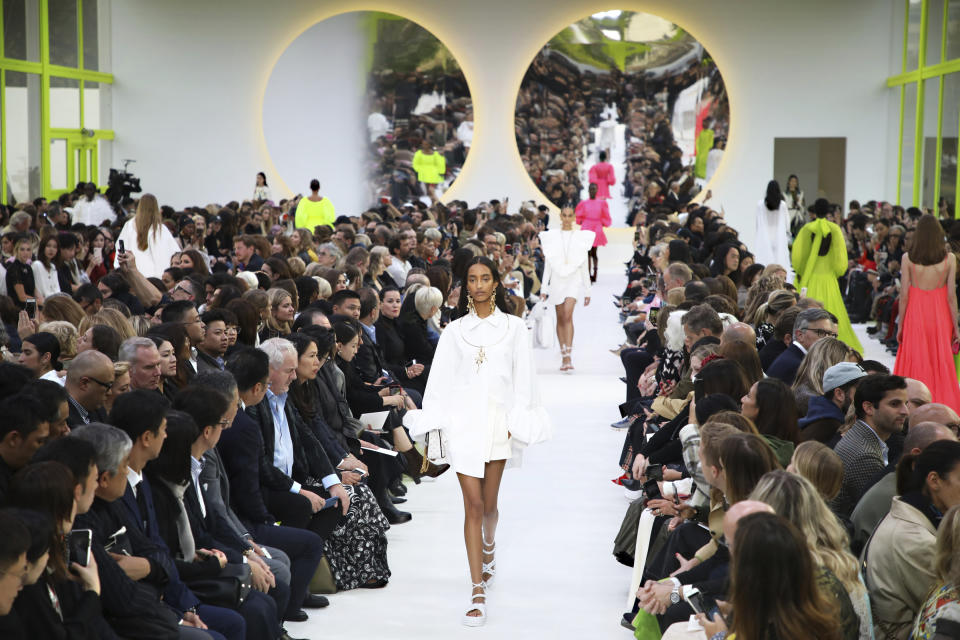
[106,163,142,207]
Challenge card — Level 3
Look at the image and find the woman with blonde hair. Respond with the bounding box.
[792,337,860,415]
[294,228,318,263]
[37,293,85,328]
[366,245,392,291]
[259,287,295,342]
[114,193,180,278]
[787,441,844,501]
[750,470,870,640]
[743,276,788,326]
[38,320,79,363]
[102,361,131,414]
[314,276,332,300]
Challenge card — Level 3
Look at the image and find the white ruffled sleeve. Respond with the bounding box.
[506,320,552,446]
[403,323,460,439]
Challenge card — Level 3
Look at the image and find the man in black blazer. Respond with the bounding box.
[759,307,800,372]
[244,338,348,535]
[197,309,232,373]
[64,350,114,428]
[767,307,838,385]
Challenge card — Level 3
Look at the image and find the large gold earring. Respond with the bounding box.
[490,296,497,314]
[467,293,476,315]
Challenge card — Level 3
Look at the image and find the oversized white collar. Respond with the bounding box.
[461,306,506,331]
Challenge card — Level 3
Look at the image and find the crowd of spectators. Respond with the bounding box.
[611,191,960,640]
[0,182,554,640]
[515,49,728,223]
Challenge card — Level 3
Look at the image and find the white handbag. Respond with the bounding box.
[532,300,555,349]
[423,429,449,467]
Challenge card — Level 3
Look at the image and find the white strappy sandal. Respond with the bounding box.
[481,536,497,588]
[462,582,487,627]
[560,345,574,373]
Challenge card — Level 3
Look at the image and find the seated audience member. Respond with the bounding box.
[739,377,799,466]
[785,440,844,501]
[905,377,933,414]
[160,300,206,377]
[102,361,131,415]
[0,510,30,615]
[197,309,232,372]
[19,331,61,382]
[680,303,723,350]
[5,462,116,638]
[850,418,957,554]
[397,286,443,365]
[64,350,115,427]
[767,307,837,384]
[77,323,123,361]
[798,361,868,445]
[864,441,960,639]
[191,371,327,621]
[912,505,960,639]
[0,395,48,501]
[74,283,103,316]
[831,374,909,518]
[119,336,163,391]
[68,423,186,639]
[695,511,851,640]
[791,337,858,416]
[374,286,427,391]
[21,379,70,440]
[758,305,800,372]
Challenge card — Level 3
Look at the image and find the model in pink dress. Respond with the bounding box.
[574,183,612,282]
[588,150,616,200]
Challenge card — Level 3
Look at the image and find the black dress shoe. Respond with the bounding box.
[384,506,412,524]
[284,609,308,622]
[302,593,329,608]
[389,478,407,496]
[390,495,407,504]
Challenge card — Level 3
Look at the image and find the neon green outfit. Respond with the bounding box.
[413,150,446,184]
[791,217,863,353]
[694,128,714,179]
[295,197,335,231]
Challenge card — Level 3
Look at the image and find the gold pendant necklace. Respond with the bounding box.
[460,315,510,373]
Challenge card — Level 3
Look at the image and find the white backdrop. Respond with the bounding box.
[109,0,899,246]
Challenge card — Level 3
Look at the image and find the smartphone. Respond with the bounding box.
[118,239,125,255]
[389,385,402,396]
[320,497,340,511]
[504,244,513,254]
[686,589,707,615]
[649,307,660,326]
[25,298,36,319]
[800,286,808,298]
[68,528,93,567]
[93,246,103,260]
[351,468,368,477]
[643,479,663,502]
[693,376,705,402]
[646,464,663,482]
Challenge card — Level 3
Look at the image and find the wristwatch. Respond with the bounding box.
[669,584,681,604]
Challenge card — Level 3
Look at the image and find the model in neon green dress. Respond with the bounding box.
[791,214,863,354]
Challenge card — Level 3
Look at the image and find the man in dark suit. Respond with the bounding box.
[189,372,328,622]
[759,307,800,372]
[64,350,114,428]
[245,338,349,534]
[0,395,48,502]
[767,307,837,385]
[197,309,233,373]
[831,374,909,518]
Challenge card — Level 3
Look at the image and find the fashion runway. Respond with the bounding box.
[288,230,637,638]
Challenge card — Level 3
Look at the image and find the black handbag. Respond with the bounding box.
[187,563,253,608]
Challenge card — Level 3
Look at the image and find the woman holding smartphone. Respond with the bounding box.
[404,256,552,626]
[540,205,595,372]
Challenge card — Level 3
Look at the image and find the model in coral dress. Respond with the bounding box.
[894,251,960,412]
[588,151,616,200]
[575,183,612,283]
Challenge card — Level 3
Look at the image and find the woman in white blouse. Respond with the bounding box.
[404,256,552,626]
[32,233,62,301]
[539,206,595,372]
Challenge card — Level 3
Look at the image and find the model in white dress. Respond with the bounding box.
[113,194,181,280]
[754,189,792,279]
[404,258,552,626]
[539,207,595,372]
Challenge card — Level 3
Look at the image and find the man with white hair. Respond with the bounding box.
[245,338,350,532]
[118,336,162,391]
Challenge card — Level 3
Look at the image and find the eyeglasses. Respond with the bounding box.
[802,328,839,339]
[85,376,114,391]
[172,285,192,296]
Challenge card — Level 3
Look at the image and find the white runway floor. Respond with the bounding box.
[288,235,638,639]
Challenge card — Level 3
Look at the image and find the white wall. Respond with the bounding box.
[110,0,898,246]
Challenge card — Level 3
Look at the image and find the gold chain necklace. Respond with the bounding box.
[460,315,510,372]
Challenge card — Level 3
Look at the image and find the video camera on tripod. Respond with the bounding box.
[106,159,142,206]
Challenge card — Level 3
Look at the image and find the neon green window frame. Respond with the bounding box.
[0,0,115,203]
[887,0,960,214]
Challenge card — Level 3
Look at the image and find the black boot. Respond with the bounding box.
[375,486,411,524]
[403,447,450,479]
[389,477,407,496]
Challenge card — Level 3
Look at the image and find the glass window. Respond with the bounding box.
[941,73,960,216]
[921,78,940,208]
[48,0,79,68]
[928,0,945,65]
[948,0,960,61]
[83,0,99,71]
[907,0,924,70]
[97,139,112,186]
[4,71,43,202]
[901,82,919,205]
[3,0,40,62]
[49,139,68,191]
[83,81,101,129]
[50,77,81,128]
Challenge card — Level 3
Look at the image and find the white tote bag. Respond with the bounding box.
[532,301,555,349]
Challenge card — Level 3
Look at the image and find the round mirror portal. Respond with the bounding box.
[515,10,728,224]
[264,12,472,217]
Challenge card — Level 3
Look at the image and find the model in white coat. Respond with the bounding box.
[540,206,595,372]
[113,193,181,279]
[404,256,552,626]
[754,180,792,279]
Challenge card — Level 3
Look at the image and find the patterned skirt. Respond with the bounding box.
[324,482,391,590]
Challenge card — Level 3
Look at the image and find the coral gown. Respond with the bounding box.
[894,256,960,412]
[791,218,863,354]
[588,162,616,199]
[575,198,612,247]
